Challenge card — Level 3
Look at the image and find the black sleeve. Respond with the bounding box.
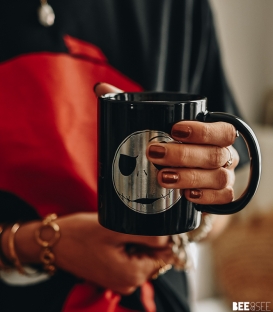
[0,191,40,223]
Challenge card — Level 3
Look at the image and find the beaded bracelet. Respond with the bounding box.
[171,213,215,271]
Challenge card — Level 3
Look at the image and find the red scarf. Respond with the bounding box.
[0,35,155,311]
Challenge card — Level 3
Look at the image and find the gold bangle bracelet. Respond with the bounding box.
[0,225,13,270]
[34,214,60,275]
[8,223,26,274]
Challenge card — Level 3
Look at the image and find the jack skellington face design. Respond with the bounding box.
[112,130,181,214]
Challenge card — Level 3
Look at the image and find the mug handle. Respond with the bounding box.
[196,111,262,214]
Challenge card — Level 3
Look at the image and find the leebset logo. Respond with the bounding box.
[233,302,271,311]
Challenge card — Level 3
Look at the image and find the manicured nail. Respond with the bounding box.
[171,125,192,139]
[93,82,102,93]
[162,171,179,184]
[189,189,202,199]
[148,145,166,158]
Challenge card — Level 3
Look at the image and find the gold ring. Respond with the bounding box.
[223,146,233,168]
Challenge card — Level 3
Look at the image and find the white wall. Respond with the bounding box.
[209,0,273,124]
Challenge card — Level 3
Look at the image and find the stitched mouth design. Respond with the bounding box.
[131,198,161,204]
[118,189,176,206]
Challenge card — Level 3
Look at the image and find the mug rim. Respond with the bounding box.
[101,91,207,103]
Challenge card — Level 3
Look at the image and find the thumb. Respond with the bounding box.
[94,82,123,97]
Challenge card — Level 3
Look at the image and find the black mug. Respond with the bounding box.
[98,92,261,235]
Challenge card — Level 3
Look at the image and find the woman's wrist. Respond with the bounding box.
[1,221,42,265]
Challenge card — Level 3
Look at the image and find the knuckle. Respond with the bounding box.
[226,186,235,202]
[224,124,237,144]
[188,170,199,188]
[176,145,188,165]
[206,187,234,204]
[206,190,218,204]
[209,146,226,167]
[231,146,240,167]
[217,168,229,188]
[201,124,213,144]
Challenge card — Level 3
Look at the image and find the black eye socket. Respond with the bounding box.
[119,154,137,176]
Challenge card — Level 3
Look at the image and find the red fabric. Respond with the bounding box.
[0,36,150,311]
[0,35,141,217]
[140,282,157,312]
[62,282,156,312]
[63,35,108,63]
[62,283,132,312]
[62,282,155,312]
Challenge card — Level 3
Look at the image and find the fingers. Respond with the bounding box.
[111,235,173,294]
[147,143,240,170]
[156,167,236,205]
[184,187,234,205]
[159,167,234,190]
[113,256,171,295]
[146,121,239,205]
[171,121,238,147]
[56,213,174,295]
[109,248,173,295]
[105,255,153,294]
[94,82,123,97]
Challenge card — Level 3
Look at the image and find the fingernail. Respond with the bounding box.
[148,145,166,158]
[93,82,102,93]
[162,171,179,184]
[189,189,202,199]
[171,125,192,139]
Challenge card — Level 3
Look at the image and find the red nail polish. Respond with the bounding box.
[171,125,192,139]
[189,189,202,199]
[162,171,179,184]
[149,145,166,158]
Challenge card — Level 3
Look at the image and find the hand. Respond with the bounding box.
[95,82,240,206]
[10,212,172,295]
[147,121,239,205]
[54,212,172,294]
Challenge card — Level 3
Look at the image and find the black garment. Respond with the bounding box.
[0,1,248,311]
[0,0,249,166]
[0,265,190,312]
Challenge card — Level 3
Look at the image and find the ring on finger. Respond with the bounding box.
[223,146,233,168]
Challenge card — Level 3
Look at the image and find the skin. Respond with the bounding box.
[1,83,239,295]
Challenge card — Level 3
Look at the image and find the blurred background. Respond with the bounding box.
[191,1,273,311]
[211,0,273,125]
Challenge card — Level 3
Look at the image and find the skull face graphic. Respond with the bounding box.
[112,130,181,214]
